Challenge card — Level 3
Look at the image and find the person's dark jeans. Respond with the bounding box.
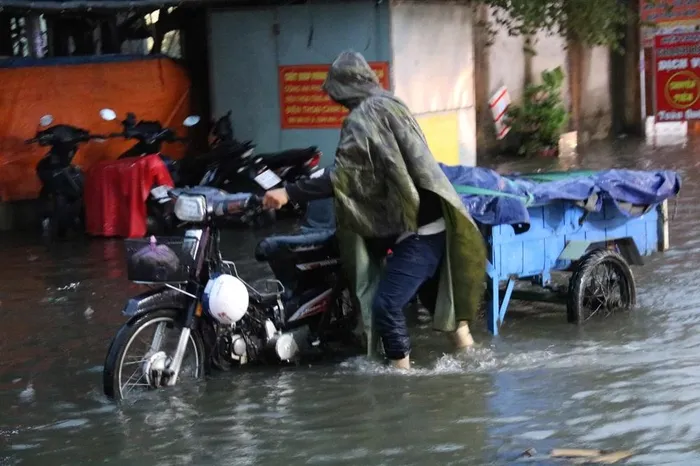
[372,231,446,360]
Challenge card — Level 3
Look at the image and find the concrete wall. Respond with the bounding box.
[390,1,476,166]
[487,21,527,105]
[207,2,391,168]
[209,1,476,168]
[477,8,613,151]
[487,27,571,110]
[531,31,570,108]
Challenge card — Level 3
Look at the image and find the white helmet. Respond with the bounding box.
[203,274,249,325]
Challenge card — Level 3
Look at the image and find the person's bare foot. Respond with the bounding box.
[453,320,475,349]
[390,356,410,370]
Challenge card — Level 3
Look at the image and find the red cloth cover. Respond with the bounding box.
[84,154,174,238]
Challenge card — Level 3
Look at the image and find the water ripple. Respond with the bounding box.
[2,140,700,464]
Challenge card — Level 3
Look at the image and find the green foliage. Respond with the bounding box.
[481,0,629,49]
[504,66,569,156]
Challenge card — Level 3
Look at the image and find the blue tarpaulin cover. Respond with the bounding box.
[439,164,682,230]
[301,166,682,233]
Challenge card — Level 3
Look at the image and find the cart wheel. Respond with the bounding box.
[566,249,636,324]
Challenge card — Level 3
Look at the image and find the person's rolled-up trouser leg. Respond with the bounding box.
[372,232,445,360]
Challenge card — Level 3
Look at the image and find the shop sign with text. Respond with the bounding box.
[278,62,390,129]
[655,32,700,121]
[641,0,700,47]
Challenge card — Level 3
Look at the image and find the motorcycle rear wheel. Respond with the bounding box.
[103,309,205,401]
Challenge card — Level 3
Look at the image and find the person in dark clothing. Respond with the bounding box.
[265,169,450,369]
[263,50,486,370]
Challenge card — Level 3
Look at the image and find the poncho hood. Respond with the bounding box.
[322,50,384,109]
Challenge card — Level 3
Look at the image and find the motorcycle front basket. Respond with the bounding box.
[124,236,198,284]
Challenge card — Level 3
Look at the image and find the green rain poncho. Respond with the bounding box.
[322,51,487,355]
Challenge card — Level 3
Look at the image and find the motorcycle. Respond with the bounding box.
[150,155,283,232]
[176,111,256,189]
[98,109,201,235]
[200,111,323,218]
[102,185,360,401]
[98,108,200,184]
[207,110,322,184]
[27,115,106,238]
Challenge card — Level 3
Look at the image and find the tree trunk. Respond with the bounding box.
[623,0,643,134]
[567,38,583,135]
[473,3,494,152]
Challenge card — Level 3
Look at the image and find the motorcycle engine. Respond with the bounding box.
[214,304,272,368]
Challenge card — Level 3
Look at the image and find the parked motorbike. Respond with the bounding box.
[98,108,201,234]
[99,108,200,184]
[176,111,256,188]
[154,111,304,229]
[27,115,106,238]
[152,154,283,232]
[102,185,359,401]
[201,111,323,218]
[208,110,322,183]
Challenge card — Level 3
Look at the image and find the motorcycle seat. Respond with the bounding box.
[256,147,318,166]
[255,228,335,262]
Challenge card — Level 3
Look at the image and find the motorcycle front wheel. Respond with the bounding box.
[103,309,205,401]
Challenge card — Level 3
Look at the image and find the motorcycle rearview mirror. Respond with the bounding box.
[183,115,201,127]
[100,108,117,121]
[39,115,53,127]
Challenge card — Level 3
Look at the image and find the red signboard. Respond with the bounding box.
[278,62,390,129]
[641,0,700,47]
[641,0,700,26]
[654,32,700,121]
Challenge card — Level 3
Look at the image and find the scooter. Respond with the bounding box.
[102,186,360,401]
[99,109,200,185]
[176,111,257,189]
[27,115,106,238]
[98,108,201,235]
[207,110,322,184]
[202,111,323,218]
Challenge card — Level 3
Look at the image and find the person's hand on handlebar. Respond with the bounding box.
[262,188,289,210]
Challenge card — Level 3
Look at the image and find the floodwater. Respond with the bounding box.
[0,138,698,465]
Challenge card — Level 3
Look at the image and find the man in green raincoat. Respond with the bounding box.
[263,50,487,370]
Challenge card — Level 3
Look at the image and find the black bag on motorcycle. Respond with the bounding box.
[127,237,183,282]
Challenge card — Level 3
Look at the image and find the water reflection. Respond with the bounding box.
[1,137,700,465]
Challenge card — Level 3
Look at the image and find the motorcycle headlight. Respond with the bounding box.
[174,195,207,222]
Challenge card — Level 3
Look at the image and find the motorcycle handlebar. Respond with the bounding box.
[247,194,263,208]
[154,188,266,218]
[144,131,187,147]
[26,133,109,145]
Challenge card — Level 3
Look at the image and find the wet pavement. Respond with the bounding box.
[1,137,699,465]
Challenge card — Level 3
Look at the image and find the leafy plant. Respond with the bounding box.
[504,66,569,156]
[480,0,629,50]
